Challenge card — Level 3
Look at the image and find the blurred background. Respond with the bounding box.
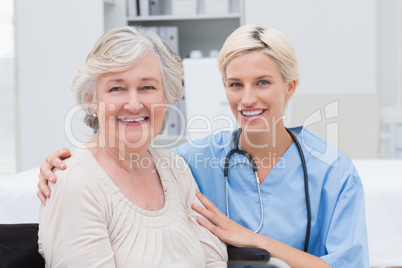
[2,2,402,266]
[1,0,402,177]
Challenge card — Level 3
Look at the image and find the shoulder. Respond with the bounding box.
[42,149,108,219]
[298,127,352,167]
[150,146,179,158]
[52,148,102,191]
[298,128,361,188]
[149,147,190,176]
[150,147,197,193]
[149,146,185,166]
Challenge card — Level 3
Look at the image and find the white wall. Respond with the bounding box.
[243,0,379,158]
[15,0,104,171]
[104,0,127,31]
[244,0,376,95]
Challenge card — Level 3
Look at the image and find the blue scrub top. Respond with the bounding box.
[173,127,369,268]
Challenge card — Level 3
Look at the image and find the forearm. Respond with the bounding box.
[192,191,331,267]
[254,234,331,268]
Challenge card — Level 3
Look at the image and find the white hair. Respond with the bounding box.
[71,26,183,133]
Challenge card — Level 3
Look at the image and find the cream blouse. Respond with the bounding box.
[38,147,228,267]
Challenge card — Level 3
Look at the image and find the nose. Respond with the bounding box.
[124,90,144,113]
[241,86,258,107]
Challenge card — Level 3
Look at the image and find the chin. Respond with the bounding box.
[241,123,272,133]
[117,131,151,149]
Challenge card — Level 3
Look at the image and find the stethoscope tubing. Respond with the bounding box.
[285,128,311,252]
[224,130,264,233]
[224,127,311,252]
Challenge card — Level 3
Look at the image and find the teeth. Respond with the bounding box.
[119,117,146,123]
[241,110,263,117]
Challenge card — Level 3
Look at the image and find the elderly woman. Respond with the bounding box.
[38,26,227,267]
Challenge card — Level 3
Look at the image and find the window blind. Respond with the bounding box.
[0,0,16,179]
[377,0,402,158]
[377,0,402,107]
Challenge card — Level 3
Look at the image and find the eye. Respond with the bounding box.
[258,80,270,86]
[229,82,242,88]
[109,87,122,92]
[142,85,156,91]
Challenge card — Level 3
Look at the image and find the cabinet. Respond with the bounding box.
[105,0,243,59]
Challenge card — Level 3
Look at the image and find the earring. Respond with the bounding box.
[92,113,97,118]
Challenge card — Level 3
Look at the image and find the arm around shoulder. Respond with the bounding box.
[38,163,115,267]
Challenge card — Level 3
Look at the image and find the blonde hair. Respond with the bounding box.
[217,24,299,87]
[71,26,183,133]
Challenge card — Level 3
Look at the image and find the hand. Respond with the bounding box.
[37,148,71,205]
[192,190,258,248]
[193,191,332,268]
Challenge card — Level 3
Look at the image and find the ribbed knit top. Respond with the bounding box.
[38,147,227,267]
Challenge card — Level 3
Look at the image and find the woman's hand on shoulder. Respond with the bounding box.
[37,148,71,205]
[192,190,258,248]
[192,191,332,267]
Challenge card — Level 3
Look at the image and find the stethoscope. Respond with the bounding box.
[223,127,311,252]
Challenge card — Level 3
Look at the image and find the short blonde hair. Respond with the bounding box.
[217,24,299,87]
[71,26,183,133]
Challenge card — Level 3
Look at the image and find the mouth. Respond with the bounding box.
[118,117,148,125]
[240,109,265,118]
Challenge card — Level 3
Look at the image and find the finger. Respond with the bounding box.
[195,190,219,212]
[38,173,51,198]
[192,203,214,220]
[40,161,55,183]
[37,189,47,205]
[44,165,57,183]
[46,153,66,170]
[57,147,71,160]
[192,203,225,228]
[196,216,221,237]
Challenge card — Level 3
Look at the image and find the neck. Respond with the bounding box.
[86,135,151,173]
[239,123,293,162]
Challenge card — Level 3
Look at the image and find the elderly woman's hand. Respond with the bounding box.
[192,190,259,248]
[37,148,71,205]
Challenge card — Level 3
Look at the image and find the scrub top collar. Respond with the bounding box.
[225,126,305,177]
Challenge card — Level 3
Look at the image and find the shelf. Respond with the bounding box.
[103,0,116,5]
[127,13,241,22]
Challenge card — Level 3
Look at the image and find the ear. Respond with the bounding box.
[85,94,96,114]
[222,78,227,89]
[285,80,297,99]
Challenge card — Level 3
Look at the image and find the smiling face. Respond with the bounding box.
[93,53,165,152]
[224,50,296,134]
